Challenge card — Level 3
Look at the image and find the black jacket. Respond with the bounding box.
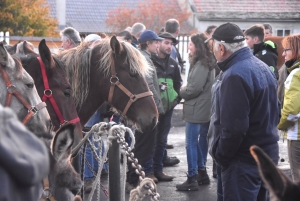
[151,54,182,111]
[151,54,182,96]
[253,41,278,79]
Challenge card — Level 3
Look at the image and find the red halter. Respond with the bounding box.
[37,57,80,126]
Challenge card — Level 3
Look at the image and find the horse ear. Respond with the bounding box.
[51,124,75,162]
[39,39,54,69]
[250,145,289,197]
[23,41,37,55]
[0,42,10,67]
[110,35,121,55]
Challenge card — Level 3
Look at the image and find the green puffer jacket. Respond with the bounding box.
[151,54,182,112]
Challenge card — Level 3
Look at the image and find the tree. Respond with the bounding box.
[0,0,58,37]
[106,0,192,34]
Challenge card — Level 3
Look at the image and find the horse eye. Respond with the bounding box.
[26,83,34,88]
[63,90,71,97]
[129,72,137,78]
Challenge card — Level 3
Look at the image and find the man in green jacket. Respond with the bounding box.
[150,32,182,181]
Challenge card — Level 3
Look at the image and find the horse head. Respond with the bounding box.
[250,145,300,201]
[107,36,158,132]
[58,36,158,133]
[16,40,36,55]
[0,42,51,133]
[41,124,82,201]
[20,39,83,172]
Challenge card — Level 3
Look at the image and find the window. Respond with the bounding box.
[277,29,291,36]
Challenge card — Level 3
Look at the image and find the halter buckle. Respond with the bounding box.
[42,188,51,198]
[60,120,68,127]
[29,106,38,115]
[7,85,16,93]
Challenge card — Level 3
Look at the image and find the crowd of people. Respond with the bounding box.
[3,18,299,201]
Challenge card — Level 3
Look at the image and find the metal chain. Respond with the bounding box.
[112,127,160,201]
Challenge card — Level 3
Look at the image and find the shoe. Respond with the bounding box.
[176,174,199,191]
[145,173,158,183]
[163,156,180,167]
[154,172,175,181]
[197,168,210,185]
[166,143,174,149]
[125,182,138,194]
[84,178,95,193]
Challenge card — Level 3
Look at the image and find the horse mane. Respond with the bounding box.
[57,37,150,108]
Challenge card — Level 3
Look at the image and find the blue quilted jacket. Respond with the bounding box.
[211,47,280,167]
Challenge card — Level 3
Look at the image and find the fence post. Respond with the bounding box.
[0,32,3,42]
[108,133,121,200]
[5,32,9,45]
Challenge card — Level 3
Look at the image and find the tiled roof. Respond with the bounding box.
[46,0,187,33]
[193,0,300,12]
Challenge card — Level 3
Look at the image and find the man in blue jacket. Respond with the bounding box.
[208,23,279,201]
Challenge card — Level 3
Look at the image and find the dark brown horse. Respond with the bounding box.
[18,40,82,139]
[57,36,158,132]
[16,40,83,174]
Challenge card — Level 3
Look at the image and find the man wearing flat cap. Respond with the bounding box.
[209,22,279,200]
[149,32,182,182]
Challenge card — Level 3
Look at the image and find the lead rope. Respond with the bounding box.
[82,122,160,201]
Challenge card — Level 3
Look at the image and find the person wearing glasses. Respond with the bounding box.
[278,34,300,182]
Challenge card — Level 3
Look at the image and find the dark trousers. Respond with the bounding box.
[153,109,173,173]
[221,159,269,201]
[126,126,157,184]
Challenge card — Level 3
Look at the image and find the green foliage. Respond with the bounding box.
[0,0,58,36]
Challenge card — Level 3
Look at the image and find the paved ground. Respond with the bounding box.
[85,108,291,201]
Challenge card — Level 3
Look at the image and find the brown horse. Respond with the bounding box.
[57,36,158,132]
[18,40,82,140]
[16,40,83,174]
[250,145,300,201]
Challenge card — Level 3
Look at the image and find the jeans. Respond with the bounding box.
[287,139,300,181]
[153,109,173,173]
[185,121,210,177]
[221,159,269,201]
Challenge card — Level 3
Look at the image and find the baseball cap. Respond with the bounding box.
[205,22,245,43]
[158,32,178,44]
[139,30,164,43]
